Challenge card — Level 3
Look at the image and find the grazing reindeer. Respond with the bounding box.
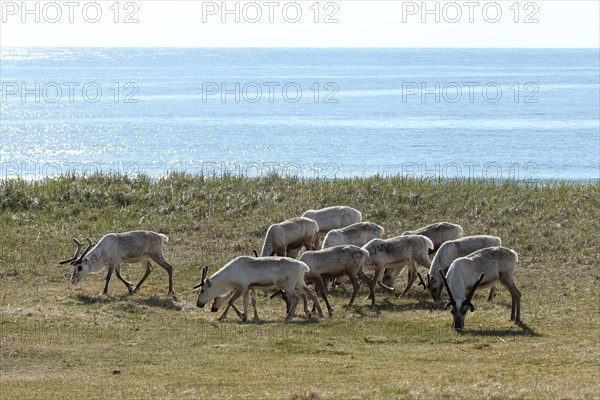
[302,206,362,246]
[195,256,325,322]
[299,245,374,316]
[261,217,319,258]
[382,222,463,289]
[62,231,176,299]
[439,246,521,331]
[362,234,434,308]
[212,250,293,322]
[424,235,502,304]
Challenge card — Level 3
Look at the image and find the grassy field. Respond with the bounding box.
[1,174,599,399]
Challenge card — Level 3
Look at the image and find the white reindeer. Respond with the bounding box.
[321,222,384,249]
[438,246,521,331]
[425,235,502,304]
[260,217,319,258]
[302,206,362,245]
[195,256,325,322]
[362,234,434,308]
[62,231,176,299]
[299,245,374,316]
[382,222,463,289]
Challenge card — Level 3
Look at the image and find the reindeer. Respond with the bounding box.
[438,246,521,331]
[61,231,176,300]
[424,235,502,304]
[362,234,434,308]
[195,256,325,322]
[382,222,463,290]
[299,245,374,316]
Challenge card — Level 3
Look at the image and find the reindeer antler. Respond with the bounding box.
[73,238,95,264]
[462,273,485,313]
[193,265,209,289]
[439,269,456,310]
[58,238,83,265]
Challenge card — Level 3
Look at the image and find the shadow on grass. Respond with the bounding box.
[75,293,182,311]
[133,296,182,311]
[75,293,119,304]
[464,321,541,337]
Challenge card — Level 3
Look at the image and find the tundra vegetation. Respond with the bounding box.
[1,173,598,399]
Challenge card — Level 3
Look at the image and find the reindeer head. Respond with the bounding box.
[59,238,96,285]
[194,266,217,308]
[425,273,444,304]
[439,269,485,332]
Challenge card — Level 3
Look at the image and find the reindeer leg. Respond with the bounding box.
[115,264,134,293]
[346,273,361,310]
[302,292,312,318]
[298,281,325,319]
[357,269,375,309]
[133,261,153,293]
[280,291,292,314]
[102,265,115,296]
[375,266,396,294]
[251,289,260,322]
[151,253,176,300]
[398,263,418,297]
[316,277,334,316]
[511,285,522,323]
[226,288,245,321]
[281,281,302,322]
[218,303,232,320]
[242,290,250,323]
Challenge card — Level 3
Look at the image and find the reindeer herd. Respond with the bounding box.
[60,206,522,331]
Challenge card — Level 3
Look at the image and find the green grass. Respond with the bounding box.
[1,174,599,399]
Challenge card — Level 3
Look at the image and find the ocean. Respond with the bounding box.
[1,47,598,181]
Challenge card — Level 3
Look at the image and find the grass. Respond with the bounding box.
[1,173,599,399]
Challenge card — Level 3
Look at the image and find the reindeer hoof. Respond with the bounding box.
[167,292,178,301]
[133,287,141,293]
[218,315,227,321]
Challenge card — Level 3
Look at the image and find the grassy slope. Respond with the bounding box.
[1,174,599,399]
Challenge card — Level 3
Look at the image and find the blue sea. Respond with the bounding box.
[1,48,598,181]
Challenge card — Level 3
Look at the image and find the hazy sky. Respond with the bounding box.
[0,0,598,47]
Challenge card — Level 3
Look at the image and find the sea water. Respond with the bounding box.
[1,48,598,181]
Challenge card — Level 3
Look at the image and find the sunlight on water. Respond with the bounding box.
[1,48,598,181]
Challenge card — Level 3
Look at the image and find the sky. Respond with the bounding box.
[0,0,599,48]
